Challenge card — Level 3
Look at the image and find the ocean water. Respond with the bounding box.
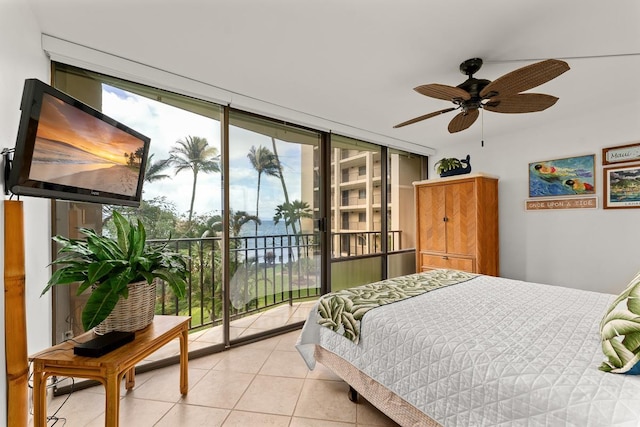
[238,219,289,237]
[235,220,311,263]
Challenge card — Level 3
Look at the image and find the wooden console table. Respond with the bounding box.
[29,315,190,427]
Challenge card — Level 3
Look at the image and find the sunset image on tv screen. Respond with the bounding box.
[28,93,145,196]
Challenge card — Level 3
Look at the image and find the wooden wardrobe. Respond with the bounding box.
[414,173,499,276]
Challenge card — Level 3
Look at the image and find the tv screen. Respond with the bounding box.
[7,78,150,207]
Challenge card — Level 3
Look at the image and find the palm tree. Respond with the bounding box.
[273,200,312,234]
[200,214,222,238]
[274,200,313,261]
[169,135,221,229]
[247,145,279,234]
[270,137,298,235]
[230,210,262,237]
[200,210,261,240]
[134,146,145,165]
[144,153,172,183]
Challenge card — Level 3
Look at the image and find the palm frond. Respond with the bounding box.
[599,272,640,373]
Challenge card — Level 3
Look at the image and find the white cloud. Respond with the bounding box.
[101,86,307,220]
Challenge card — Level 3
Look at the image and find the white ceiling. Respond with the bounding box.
[24,0,640,154]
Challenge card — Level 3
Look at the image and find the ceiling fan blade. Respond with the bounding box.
[448,109,479,133]
[393,107,457,128]
[484,93,559,113]
[479,59,570,98]
[414,84,471,101]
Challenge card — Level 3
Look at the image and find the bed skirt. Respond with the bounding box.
[314,345,441,427]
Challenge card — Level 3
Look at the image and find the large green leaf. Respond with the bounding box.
[75,279,92,295]
[600,309,640,339]
[131,218,146,258]
[113,211,131,255]
[52,235,92,257]
[600,271,640,330]
[82,281,121,330]
[627,284,640,315]
[152,269,187,298]
[622,331,640,353]
[610,337,635,366]
[136,256,152,272]
[86,233,123,261]
[599,271,640,373]
[87,261,116,285]
[42,268,86,295]
[342,312,358,341]
[602,339,623,368]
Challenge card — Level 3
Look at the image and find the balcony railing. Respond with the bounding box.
[151,229,402,331]
[332,230,402,258]
[151,233,320,330]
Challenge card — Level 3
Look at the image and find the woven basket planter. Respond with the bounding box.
[94,280,157,334]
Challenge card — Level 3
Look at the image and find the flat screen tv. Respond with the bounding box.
[7,78,150,207]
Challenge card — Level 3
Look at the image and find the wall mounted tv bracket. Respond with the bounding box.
[1,147,14,196]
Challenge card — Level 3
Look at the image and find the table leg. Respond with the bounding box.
[105,374,122,427]
[179,325,188,394]
[32,370,47,427]
[125,367,135,390]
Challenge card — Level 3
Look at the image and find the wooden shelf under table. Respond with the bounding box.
[29,315,191,427]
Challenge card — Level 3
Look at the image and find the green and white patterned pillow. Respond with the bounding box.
[599,270,640,374]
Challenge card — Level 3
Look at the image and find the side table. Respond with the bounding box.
[29,315,190,427]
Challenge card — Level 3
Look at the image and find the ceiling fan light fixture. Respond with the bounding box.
[395,58,570,133]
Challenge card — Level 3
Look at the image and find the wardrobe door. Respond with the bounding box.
[417,184,446,254]
[444,180,477,257]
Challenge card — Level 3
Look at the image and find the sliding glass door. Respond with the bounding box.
[226,111,322,341]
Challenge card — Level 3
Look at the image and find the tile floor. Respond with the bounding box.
[36,327,401,426]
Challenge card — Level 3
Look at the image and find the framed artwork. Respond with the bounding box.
[602,142,640,166]
[529,154,596,198]
[603,164,640,209]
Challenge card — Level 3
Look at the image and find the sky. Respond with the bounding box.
[101,85,305,220]
[39,93,143,165]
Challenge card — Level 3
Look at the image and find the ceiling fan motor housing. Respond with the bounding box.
[456,78,491,110]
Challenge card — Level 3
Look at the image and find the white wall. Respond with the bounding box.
[0,0,52,422]
[432,55,640,295]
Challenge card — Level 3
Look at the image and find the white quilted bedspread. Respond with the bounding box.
[296,275,640,426]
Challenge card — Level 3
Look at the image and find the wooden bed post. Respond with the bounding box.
[4,200,28,427]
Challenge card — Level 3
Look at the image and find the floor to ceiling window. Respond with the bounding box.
[387,148,423,278]
[227,111,322,341]
[328,137,424,291]
[51,63,224,342]
[49,62,426,360]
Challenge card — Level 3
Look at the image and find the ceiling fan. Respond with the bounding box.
[394,58,570,133]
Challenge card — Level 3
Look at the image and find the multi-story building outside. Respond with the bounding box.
[331,146,421,258]
[302,137,422,259]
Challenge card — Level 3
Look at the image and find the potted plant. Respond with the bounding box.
[434,155,472,177]
[42,211,189,333]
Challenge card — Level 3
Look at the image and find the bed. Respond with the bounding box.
[296,269,640,426]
